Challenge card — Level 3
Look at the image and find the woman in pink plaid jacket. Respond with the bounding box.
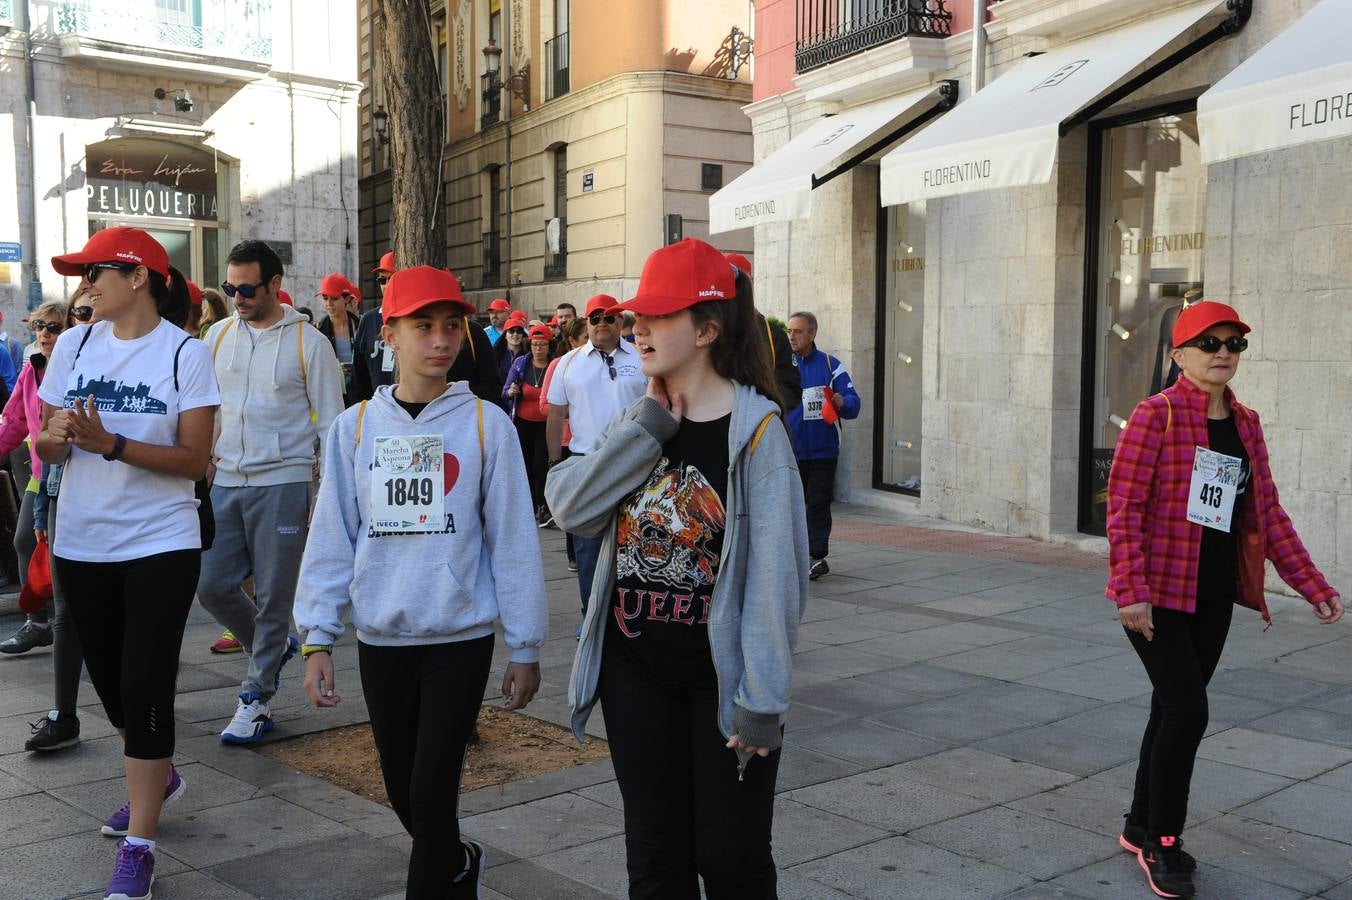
[1105,300,1343,900]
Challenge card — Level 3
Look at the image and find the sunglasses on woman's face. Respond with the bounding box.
[82,262,135,284]
[506,328,526,337]
[1181,335,1248,354]
[588,314,617,326]
[31,321,65,335]
[71,306,94,322]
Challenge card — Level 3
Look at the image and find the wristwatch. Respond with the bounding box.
[102,434,128,462]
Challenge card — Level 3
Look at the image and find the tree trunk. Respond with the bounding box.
[377,0,446,269]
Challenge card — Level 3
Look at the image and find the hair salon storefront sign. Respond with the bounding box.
[85,139,219,222]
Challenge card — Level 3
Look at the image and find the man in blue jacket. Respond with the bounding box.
[786,311,861,580]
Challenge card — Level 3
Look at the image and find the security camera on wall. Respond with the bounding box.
[153,87,194,113]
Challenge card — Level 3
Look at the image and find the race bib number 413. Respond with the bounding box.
[370,435,445,533]
[1186,445,1242,533]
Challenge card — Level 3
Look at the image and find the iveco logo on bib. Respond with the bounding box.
[1032,59,1089,91]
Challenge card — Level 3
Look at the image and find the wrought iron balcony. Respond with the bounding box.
[482,231,501,287]
[544,32,569,101]
[544,217,567,280]
[56,0,273,63]
[481,73,502,129]
[795,0,951,73]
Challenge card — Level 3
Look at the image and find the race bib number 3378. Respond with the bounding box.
[370,435,445,533]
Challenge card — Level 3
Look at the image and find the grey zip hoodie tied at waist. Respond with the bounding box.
[294,383,548,663]
[546,384,809,752]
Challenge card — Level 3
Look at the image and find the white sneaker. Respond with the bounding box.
[219,693,274,745]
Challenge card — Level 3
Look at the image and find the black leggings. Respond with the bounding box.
[359,636,494,900]
[47,500,85,716]
[1126,580,1234,838]
[599,648,780,900]
[515,416,548,513]
[54,550,199,759]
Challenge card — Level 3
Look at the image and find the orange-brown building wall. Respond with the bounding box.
[571,0,751,90]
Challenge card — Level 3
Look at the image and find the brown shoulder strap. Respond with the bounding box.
[211,319,238,359]
[1162,395,1172,436]
[749,412,779,455]
[353,400,369,449]
[764,317,776,368]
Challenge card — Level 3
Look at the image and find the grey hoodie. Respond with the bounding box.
[293,383,548,662]
[204,305,345,487]
[546,384,809,751]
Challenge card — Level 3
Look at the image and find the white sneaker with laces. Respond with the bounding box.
[220,694,274,745]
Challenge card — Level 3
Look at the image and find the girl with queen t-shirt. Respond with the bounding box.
[293,266,548,899]
[546,238,809,898]
[37,227,220,900]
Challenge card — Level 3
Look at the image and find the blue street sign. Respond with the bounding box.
[0,243,21,263]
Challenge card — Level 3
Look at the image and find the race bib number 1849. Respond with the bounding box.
[369,435,445,533]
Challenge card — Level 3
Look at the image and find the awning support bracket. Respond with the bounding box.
[812,80,959,190]
[1059,0,1252,137]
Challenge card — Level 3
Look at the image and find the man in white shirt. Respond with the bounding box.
[199,239,345,744]
[546,294,646,631]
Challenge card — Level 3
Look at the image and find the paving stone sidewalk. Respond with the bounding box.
[2,505,1351,898]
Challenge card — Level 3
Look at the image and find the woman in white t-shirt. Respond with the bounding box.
[36,227,219,900]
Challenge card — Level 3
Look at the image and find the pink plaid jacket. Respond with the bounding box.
[1105,376,1335,621]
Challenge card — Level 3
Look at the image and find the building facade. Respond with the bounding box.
[724,0,1351,596]
[356,0,755,313]
[0,0,361,315]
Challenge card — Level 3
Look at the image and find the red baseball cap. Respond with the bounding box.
[1172,300,1250,348]
[52,227,170,279]
[382,266,474,322]
[278,290,293,306]
[315,273,352,298]
[488,298,512,312]
[585,294,621,317]
[344,278,362,301]
[528,325,553,342]
[372,251,396,274]
[547,315,559,326]
[724,251,752,276]
[505,312,528,327]
[186,279,203,306]
[620,239,735,316]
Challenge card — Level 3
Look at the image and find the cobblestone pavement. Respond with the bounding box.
[1,505,1350,899]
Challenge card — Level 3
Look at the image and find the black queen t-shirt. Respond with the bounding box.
[607,414,731,684]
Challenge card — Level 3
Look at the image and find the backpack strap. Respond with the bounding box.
[211,318,238,359]
[73,322,99,362]
[353,399,369,449]
[297,324,307,389]
[763,317,776,368]
[749,412,779,456]
[1162,394,1172,436]
[172,336,192,392]
[476,398,485,465]
[463,318,477,362]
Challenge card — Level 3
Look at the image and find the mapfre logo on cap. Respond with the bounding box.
[697,283,726,299]
[114,250,143,264]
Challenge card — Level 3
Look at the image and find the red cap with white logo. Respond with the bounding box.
[382,266,474,323]
[620,239,736,316]
[51,227,171,279]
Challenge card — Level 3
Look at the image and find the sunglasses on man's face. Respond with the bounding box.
[71,306,94,322]
[82,262,135,284]
[506,327,526,336]
[31,321,64,335]
[376,275,390,287]
[221,280,268,299]
[1181,335,1248,354]
[588,314,617,326]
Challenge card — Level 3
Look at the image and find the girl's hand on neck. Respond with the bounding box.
[646,377,685,426]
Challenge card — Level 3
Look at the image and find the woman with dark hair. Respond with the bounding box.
[547,238,805,898]
[37,226,218,900]
[495,313,529,389]
[1107,300,1342,899]
[316,275,363,407]
[504,324,556,523]
[197,287,228,339]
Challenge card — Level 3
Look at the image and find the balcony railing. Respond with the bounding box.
[482,231,501,287]
[795,0,951,73]
[544,217,567,280]
[57,0,273,63]
[481,73,501,129]
[544,32,569,101]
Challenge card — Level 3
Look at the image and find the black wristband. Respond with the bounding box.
[102,433,127,462]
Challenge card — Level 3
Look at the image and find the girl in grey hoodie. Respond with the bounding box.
[294,267,548,899]
[546,239,809,898]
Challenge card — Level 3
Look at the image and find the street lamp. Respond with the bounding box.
[372,105,390,145]
[482,38,531,109]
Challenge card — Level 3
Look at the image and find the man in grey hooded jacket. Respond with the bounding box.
[199,240,345,744]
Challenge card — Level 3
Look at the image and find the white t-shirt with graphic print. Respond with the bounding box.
[38,319,220,563]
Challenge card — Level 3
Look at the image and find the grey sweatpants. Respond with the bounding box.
[196,482,310,701]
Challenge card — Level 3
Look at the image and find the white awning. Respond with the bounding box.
[880,1,1225,206]
[1199,0,1352,164]
[709,87,946,235]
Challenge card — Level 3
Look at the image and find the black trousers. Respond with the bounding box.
[359,636,494,900]
[599,649,780,900]
[515,416,548,513]
[797,458,837,561]
[54,549,199,759]
[1125,580,1234,838]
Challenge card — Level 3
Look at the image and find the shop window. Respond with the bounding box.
[1082,108,1205,532]
[876,200,926,494]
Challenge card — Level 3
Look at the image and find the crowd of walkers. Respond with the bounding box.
[0,223,1341,900]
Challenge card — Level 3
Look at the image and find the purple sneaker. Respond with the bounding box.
[101,766,187,837]
[104,840,154,900]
